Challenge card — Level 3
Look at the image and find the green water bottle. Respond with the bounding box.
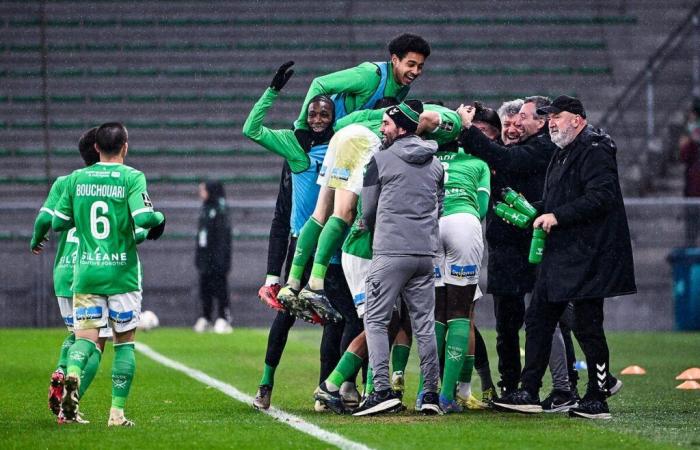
[494,203,533,229]
[529,228,547,264]
[502,187,538,220]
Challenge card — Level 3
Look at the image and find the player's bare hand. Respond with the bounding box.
[270,61,295,91]
[457,104,476,128]
[533,213,558,233]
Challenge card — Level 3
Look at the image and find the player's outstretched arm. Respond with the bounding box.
[242,63,309,173]
[51,184,75,232]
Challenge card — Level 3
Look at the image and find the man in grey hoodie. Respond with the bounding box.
[352,100,445,416]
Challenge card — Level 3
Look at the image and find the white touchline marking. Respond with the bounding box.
[135,343,374,450]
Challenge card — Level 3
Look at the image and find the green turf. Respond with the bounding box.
[1,328,698,449]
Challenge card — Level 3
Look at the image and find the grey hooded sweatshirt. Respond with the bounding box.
[361,134,444,256]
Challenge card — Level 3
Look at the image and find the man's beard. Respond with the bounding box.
[381,135,394,149]
[551,126,576,148]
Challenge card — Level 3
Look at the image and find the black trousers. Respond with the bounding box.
[521,287,609,398]
[199,272,229,321]
[493,294,526,391]
[263,238,363,384]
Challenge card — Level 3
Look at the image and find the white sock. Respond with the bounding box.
[457,381,471,398]
[265,275,280,286]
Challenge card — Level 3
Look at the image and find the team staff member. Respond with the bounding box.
[354,101,444,416]
[490,96,636,419]
[458,96,557,397]
[193,181,233,334]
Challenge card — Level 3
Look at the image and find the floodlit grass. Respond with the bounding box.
[1,328,698,449]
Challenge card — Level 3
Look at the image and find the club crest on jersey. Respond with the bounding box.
[434,266,442,279]
[450,264,476,278]
[141,193,153,208]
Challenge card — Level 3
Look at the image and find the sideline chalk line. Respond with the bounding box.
[135,342,374,450]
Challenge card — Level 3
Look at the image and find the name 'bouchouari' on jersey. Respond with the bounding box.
[53,162,161,295]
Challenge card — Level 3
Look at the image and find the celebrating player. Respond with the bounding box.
[30,128,146,423]
[52,122,166,426]
[280,34,431,319]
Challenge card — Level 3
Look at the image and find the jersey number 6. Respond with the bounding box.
[90,201,110,239]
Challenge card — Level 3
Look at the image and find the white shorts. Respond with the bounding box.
[341,252,372,318]
[57,296,113,338]
[434,213,484,288]
[317,124,381,195]
[72,291,142,333]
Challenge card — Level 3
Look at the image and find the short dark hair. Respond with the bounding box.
[78,127,99,166]
[388,33,431,59]
[95,122,128,155]
[374,97,399,109]
[524,96,551,120]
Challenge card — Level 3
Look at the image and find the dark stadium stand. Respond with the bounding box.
[1,0,697,329]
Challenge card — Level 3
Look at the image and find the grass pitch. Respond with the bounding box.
[1,328,698,449]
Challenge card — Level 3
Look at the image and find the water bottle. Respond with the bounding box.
[494,203,533,229]
[528,228,547,264]
[502,187,538,219]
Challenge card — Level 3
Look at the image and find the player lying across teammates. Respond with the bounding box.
[247,32,636,419]
[32,123,166,426]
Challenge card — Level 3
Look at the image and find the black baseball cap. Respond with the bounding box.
[537,95,586,118]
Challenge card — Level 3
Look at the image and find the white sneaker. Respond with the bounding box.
[193,317,210,333]
[108,407,134,427]
[213,318,233,334]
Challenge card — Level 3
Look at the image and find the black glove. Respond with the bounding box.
[147,217,166,240]
[270,61,294,91]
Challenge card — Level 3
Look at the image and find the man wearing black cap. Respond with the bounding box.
[353,100,444,416]
[457,96,558,399]
[493,95,636,419]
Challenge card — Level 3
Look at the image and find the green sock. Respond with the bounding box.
[79,347,102,397]
[308,216,348,290]
[288,218,324,288]
[57,333,76,372]
[364,367,374,396]
[326,351,363,391]
[66,338,97,379]
[260,363,276,387]
[111,343,136,409]
[417,321,447,396]
[440,318,470,401]
[459,355,476,384]
[391,344,410,373]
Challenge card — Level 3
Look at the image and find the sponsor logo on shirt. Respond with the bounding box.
[331,167,351,181]
[109,309,134,324]
[75,306,103,320]
[81,249,128,266]
[450,264,477,279]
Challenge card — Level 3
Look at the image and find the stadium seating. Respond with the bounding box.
[0,0,694,327]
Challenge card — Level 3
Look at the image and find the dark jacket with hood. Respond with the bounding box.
[535,125,636,302]
[460,124,557,295]
[362,134,444,256]
[196,181,232,274]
